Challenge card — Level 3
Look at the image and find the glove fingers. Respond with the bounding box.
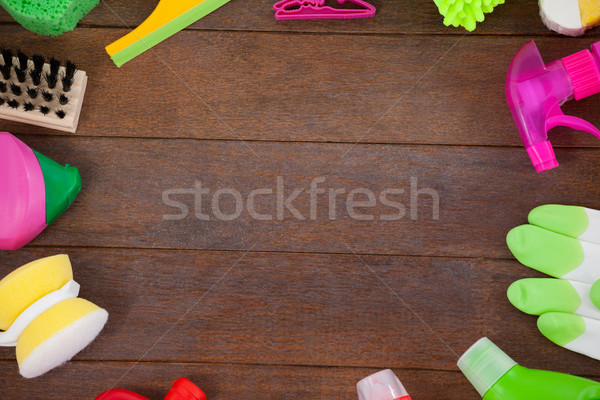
[508,278,600,319]
[529,204,600,244]
[507,224,600,283]
[508,278,580,315]
[538,313,600,361]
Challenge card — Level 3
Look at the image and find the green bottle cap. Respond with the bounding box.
[33,150,82,225]
[457,338,517,397]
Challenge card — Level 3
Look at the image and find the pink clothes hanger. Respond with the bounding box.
[274,0,376,20]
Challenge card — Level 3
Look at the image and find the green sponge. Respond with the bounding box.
[433,0,505,32]
[0,0,100,36]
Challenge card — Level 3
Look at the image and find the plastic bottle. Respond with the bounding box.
[458,337,600,400]
[357,369,411,400]
[96,378,206,400]
[0,132,81,250]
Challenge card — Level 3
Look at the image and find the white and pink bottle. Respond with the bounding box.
[357,370,411,400]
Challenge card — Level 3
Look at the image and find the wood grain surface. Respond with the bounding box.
[1,1,600,399]
[0,361,487,400]
[13,135,600,257]
[3,25,600,147]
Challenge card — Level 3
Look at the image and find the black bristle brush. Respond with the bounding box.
[62,61,77,92]
[10,83,21,96]
[0,48,88,133]
[14,51,28,83]
[0,49,12,80]
[30,55,44,86]
[26,87,38,99]
[45,58,60,89]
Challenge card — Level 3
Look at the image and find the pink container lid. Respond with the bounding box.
[561,49,600,100]
[0,133,47,250]
[357,370,411,400]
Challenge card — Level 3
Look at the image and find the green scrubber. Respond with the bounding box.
[433,0,505,32]
[0,0,100,36]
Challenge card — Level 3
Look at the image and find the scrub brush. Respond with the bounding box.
[0,255,108,378]
[0,48,88,133]
[433,0,505,31]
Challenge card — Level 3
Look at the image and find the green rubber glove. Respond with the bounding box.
[507,204,600,360]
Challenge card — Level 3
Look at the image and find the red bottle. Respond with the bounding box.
[96,378,206,400]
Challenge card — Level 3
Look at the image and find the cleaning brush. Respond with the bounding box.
[0,49,87,133]
[433,0,505,31]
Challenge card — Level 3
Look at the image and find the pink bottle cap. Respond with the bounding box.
[562,49,600,100]
[357,370,411,400]
[526,140,558,173]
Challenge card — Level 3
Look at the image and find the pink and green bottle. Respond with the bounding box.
[459,337,600,400]
[0,132,81,250]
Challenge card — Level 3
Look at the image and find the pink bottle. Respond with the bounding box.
[0,132,81,250]
[506,41,600,173]
[357,370,411,400]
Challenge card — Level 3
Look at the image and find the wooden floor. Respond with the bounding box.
[3,1,600,398]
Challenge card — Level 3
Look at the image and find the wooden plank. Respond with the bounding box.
[11,135,600,258]
[0,0,579,36]
[0,361,484,400]
[2,26,600,147]
[1,247,598,377]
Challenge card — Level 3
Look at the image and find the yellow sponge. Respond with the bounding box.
[580,0,600,28]
[0,255,108,378]
[0,255,72,330]
[16,298,108,378]
[539,0,600,36]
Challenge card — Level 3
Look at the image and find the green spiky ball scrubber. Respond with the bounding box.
[433,0,505,31]
[0,0,100,36]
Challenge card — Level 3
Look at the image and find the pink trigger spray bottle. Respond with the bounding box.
[0,132,81,250]
[506,41,600,172]
[357,370,411,400]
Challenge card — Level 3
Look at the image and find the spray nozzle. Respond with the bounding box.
[506,41,600,173]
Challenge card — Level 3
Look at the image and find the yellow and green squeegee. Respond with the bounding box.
[106,0,232,67]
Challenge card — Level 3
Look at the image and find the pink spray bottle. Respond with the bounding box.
[506,41,600,172]
[357,369,411,400]
[0,132,81,250]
